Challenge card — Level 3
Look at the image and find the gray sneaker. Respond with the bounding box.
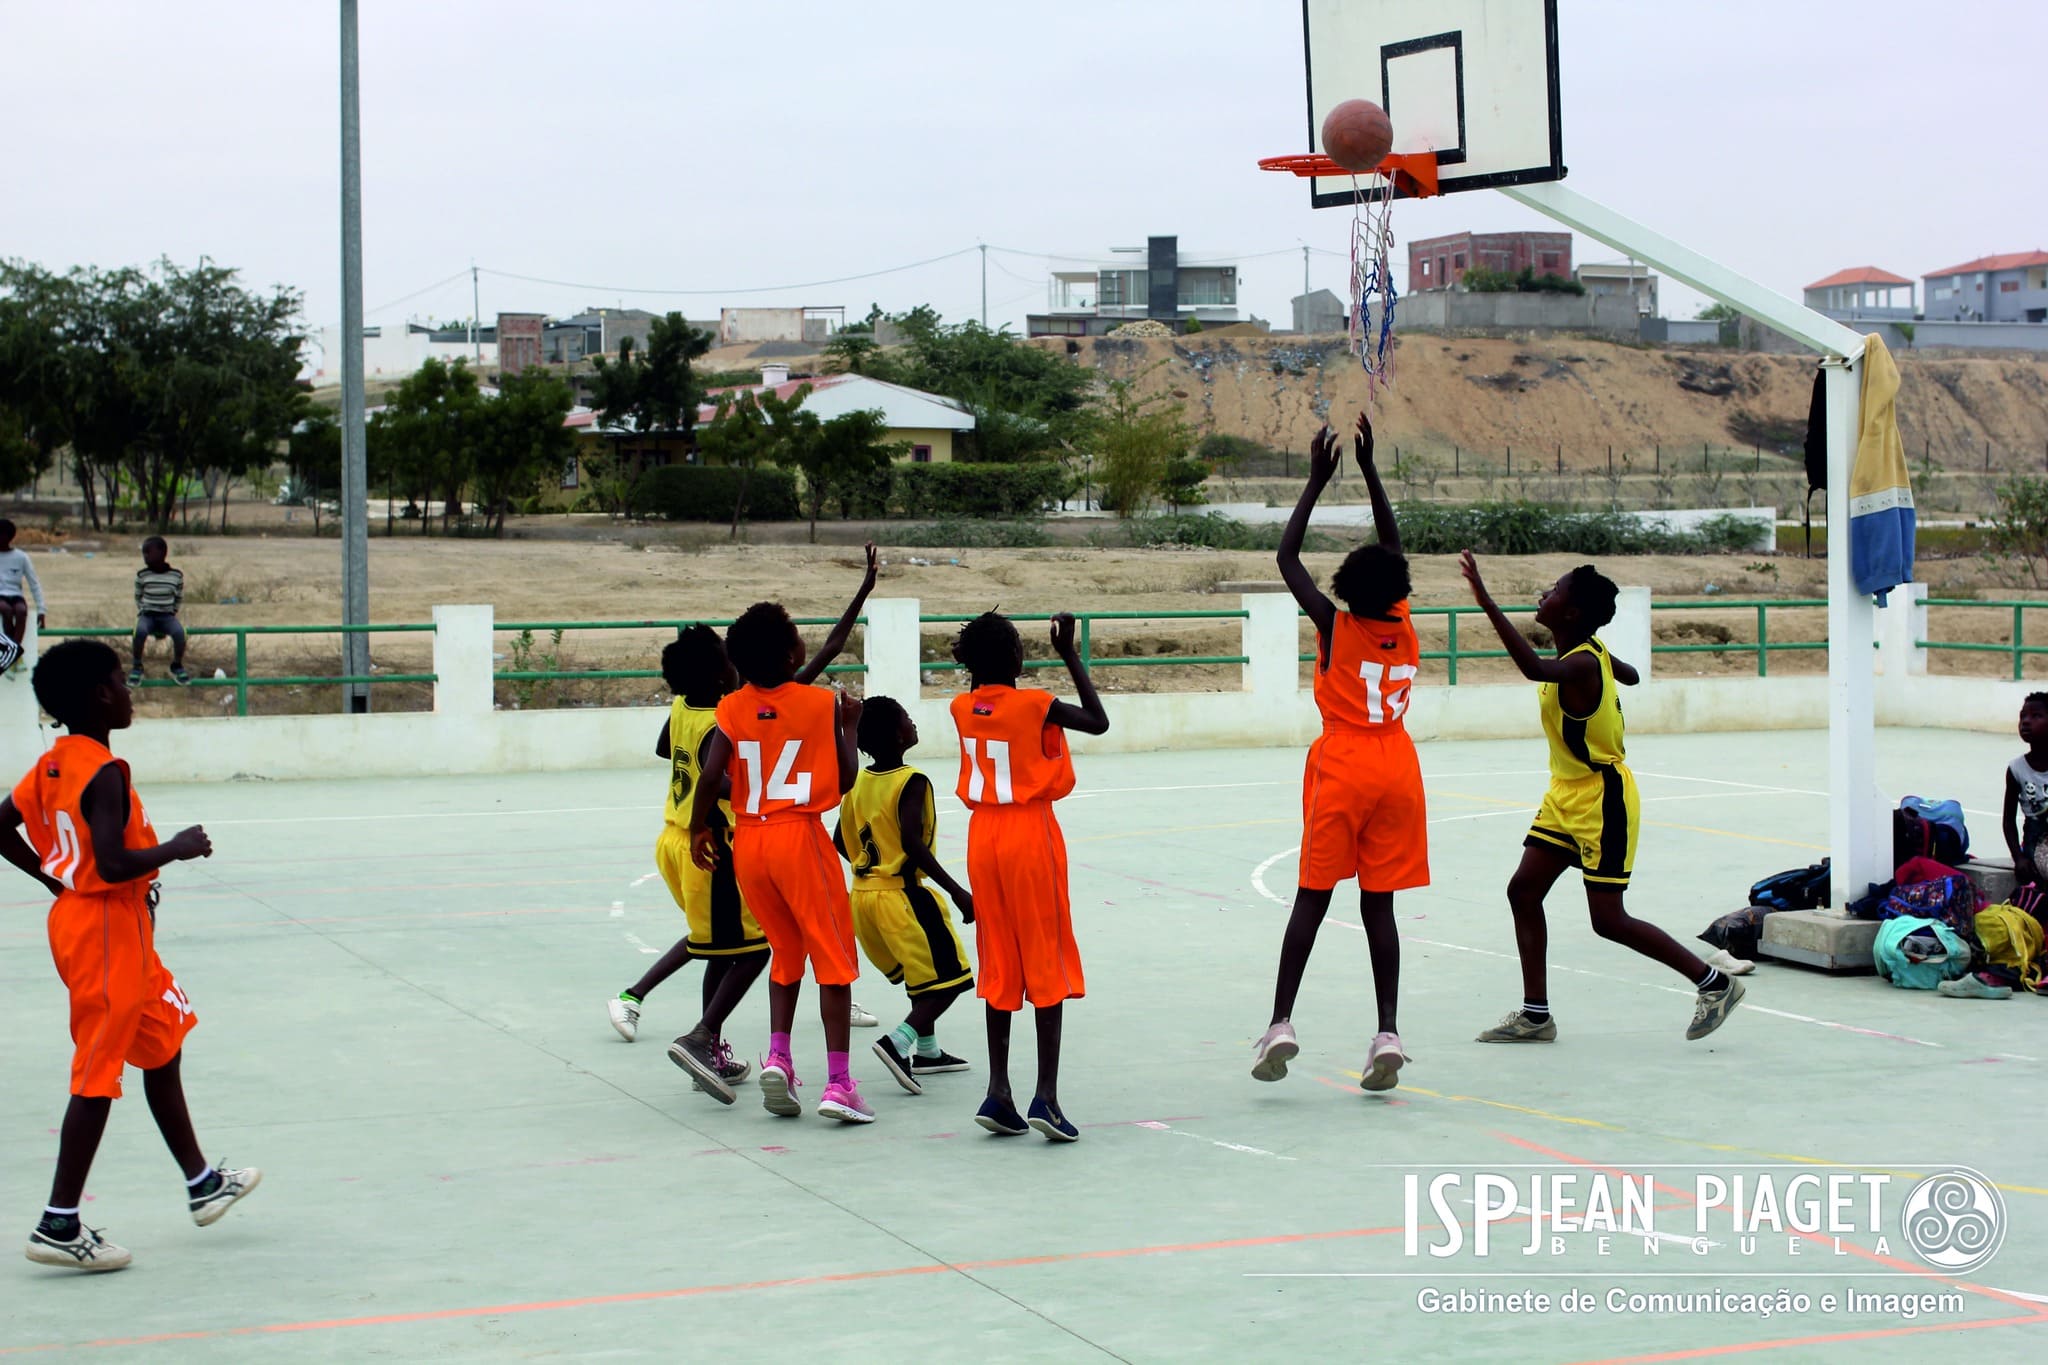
[1476,1009,1558,1043]
[1250,1021,1299,1082]
[1686,979,1746,1041]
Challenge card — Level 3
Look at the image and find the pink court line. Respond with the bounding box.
[0,1224,1410,1355]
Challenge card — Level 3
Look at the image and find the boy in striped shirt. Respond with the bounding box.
[132,538,189,687]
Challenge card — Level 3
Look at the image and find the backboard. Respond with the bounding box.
[1302,0,1564,206]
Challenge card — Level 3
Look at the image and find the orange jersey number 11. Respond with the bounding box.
[962,738,1014,804]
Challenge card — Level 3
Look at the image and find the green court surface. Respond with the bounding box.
[2,728,2044,1362]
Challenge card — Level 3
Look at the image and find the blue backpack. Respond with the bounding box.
[1895,798,1968,866]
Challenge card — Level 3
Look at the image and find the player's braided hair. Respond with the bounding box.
[856,695,908,758]
[1564,564,1620,630]
[661,624,729,699]
[952,610,1022,686]
[725,602,801,686]
[33,639,122,731]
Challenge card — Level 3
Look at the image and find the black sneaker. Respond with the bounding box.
[126,668,144,687]
[667,1034,736,1104]
[190,1164,262,1226]
[870,1036,923,1094]
[25,1223,131,1272]
[974,1096,1029,1136]
[171,666,191,686]
[911,1049,970,1075]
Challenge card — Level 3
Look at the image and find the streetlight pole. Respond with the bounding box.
[339,0,370,712]
[980,243,987,327]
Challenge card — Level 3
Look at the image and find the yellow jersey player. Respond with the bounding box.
[1460,555,1744,1045]
[832,696,976,1095]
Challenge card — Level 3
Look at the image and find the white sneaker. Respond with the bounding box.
[608,995,640,1042]
[189,1164,262,1227]
[1359,1032,1408,1092]
[1251,1021,1299,1082]
[849,1001,879,1028]
[25,1223,131,1272]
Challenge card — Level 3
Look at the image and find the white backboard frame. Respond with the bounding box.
[1303,0,1565,206]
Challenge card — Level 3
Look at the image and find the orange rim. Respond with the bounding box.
[1257,151,1440,197]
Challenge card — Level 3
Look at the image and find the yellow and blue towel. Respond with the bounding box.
[1848,334,1912,603]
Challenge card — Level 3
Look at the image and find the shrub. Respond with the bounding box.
[886,521,1053,548]
[1393,501,1758,555]
[1159,456,1210,510]
[1988,476,2048,586]
[628,465,799,522]
[890,462,1073,518]
[1095,513,1343,553]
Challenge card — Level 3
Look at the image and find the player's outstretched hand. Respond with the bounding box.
[859,542,879,595]
[1050,612,1079,659]
[166,826,212,861]
[1353,411,1376,471]
[1307,424,1340,484]
[836,687,863,730]
[955,889,974,924]
[1458,549,1492,605]
[689,827,720,872]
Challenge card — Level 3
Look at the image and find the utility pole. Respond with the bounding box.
[470,260,481,362]
[980,243,987,327]
[339,0,370,713]
[1303,244,1311,315]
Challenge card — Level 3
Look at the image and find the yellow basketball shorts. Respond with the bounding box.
[849,882,973,997]
[654,824,768,957]
[1524,763,1640,888]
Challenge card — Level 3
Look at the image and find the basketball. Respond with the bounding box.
[1321,98,1393,172]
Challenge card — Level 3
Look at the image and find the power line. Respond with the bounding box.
[475,246,981,299]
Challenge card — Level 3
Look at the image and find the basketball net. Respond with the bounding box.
[1347,172,1398,403]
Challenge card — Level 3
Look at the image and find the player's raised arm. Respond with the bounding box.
[1044,612,1110,736]
[796,543,879,684]
[834,689,863,795]
[1354,411,1400,557]
[1277,427,1341,641]
[1458,551,1598,694]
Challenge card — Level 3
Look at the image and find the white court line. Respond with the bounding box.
[1068,781,1284,800]
[204,804,646,827]
[621,932,660,956]
[1135,1120,1295,1162]
[629,872,657,888]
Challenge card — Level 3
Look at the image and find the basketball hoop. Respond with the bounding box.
[1261,152,1438,403]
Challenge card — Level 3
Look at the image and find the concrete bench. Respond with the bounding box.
[1755,856,2017,972]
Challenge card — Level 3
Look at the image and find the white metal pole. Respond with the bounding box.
[339,0,370,713]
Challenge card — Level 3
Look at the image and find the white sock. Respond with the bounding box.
[44,1205,79,1217]
[186,1166,215,1189]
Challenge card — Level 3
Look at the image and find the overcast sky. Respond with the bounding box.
[4,0,2042,340]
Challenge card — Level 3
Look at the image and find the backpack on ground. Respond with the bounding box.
[1748,860,1831,912]
[1700,906,1774,959]
[1879,875,1981,953]
[1874,915,1971,990]
[1895,798,1968,866]
[1975,904,2047,992]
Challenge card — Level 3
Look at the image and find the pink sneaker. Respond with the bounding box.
[1251,1021,1299,1082]
[759,1053,803,1117]
[817,1079,875,1124]
[1360,1032,1408,1092]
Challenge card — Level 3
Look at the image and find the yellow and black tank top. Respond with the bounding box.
[1540,639,1626,780]
[837,766,933,889]
[664,699,733,828]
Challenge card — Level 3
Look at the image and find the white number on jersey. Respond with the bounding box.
[43,810,82,889]
[1358,661,1418,723]
[961,737,1015,804]
[736,739,811,814]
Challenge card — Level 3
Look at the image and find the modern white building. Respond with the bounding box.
[303,322,496,385]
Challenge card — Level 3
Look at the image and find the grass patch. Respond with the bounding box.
[1395,502,1762,555]
[1093,513,1344,553]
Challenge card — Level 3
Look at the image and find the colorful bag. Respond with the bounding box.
[1975,904,2047,992]
[1874,916,1970,990]
[1878,875,1981,955]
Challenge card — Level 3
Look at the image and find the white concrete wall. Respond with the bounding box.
[0,587,2015,785]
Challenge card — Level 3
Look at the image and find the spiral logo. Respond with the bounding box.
[1901,1168,2004,1273]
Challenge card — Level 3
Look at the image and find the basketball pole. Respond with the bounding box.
[339,0,371,714]
[1501,182,1882,913]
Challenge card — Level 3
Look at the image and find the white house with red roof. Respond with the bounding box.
[1802,267,1915,322]
[1922,251,2048,324]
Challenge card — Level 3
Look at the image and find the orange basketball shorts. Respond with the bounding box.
[731,819,858,987]
[1298,727,1431,893]
[48,890,196,1099]
[966,803,1084,1012]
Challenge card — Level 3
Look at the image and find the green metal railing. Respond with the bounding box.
[491,617,868,685]
[918,610,1251,674]
[42,623,437,716]
[1920,599,2048,680]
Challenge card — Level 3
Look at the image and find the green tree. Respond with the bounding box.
[697,382,813,539]
[1158,455,1209,510]
[471,368,576,534]
[822,331,878,374]
[373,357,484,532]
[1093,374,1192,518]
[285,408,341,532]
[866,307,1094,461]
[587,311,713,454]
[1697,302,1741,322]
[776,407,901,542]
[0,262,79,494]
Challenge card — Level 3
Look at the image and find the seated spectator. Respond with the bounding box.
[132,536,189,686]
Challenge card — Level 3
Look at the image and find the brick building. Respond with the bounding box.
[1408,231,1573,292]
